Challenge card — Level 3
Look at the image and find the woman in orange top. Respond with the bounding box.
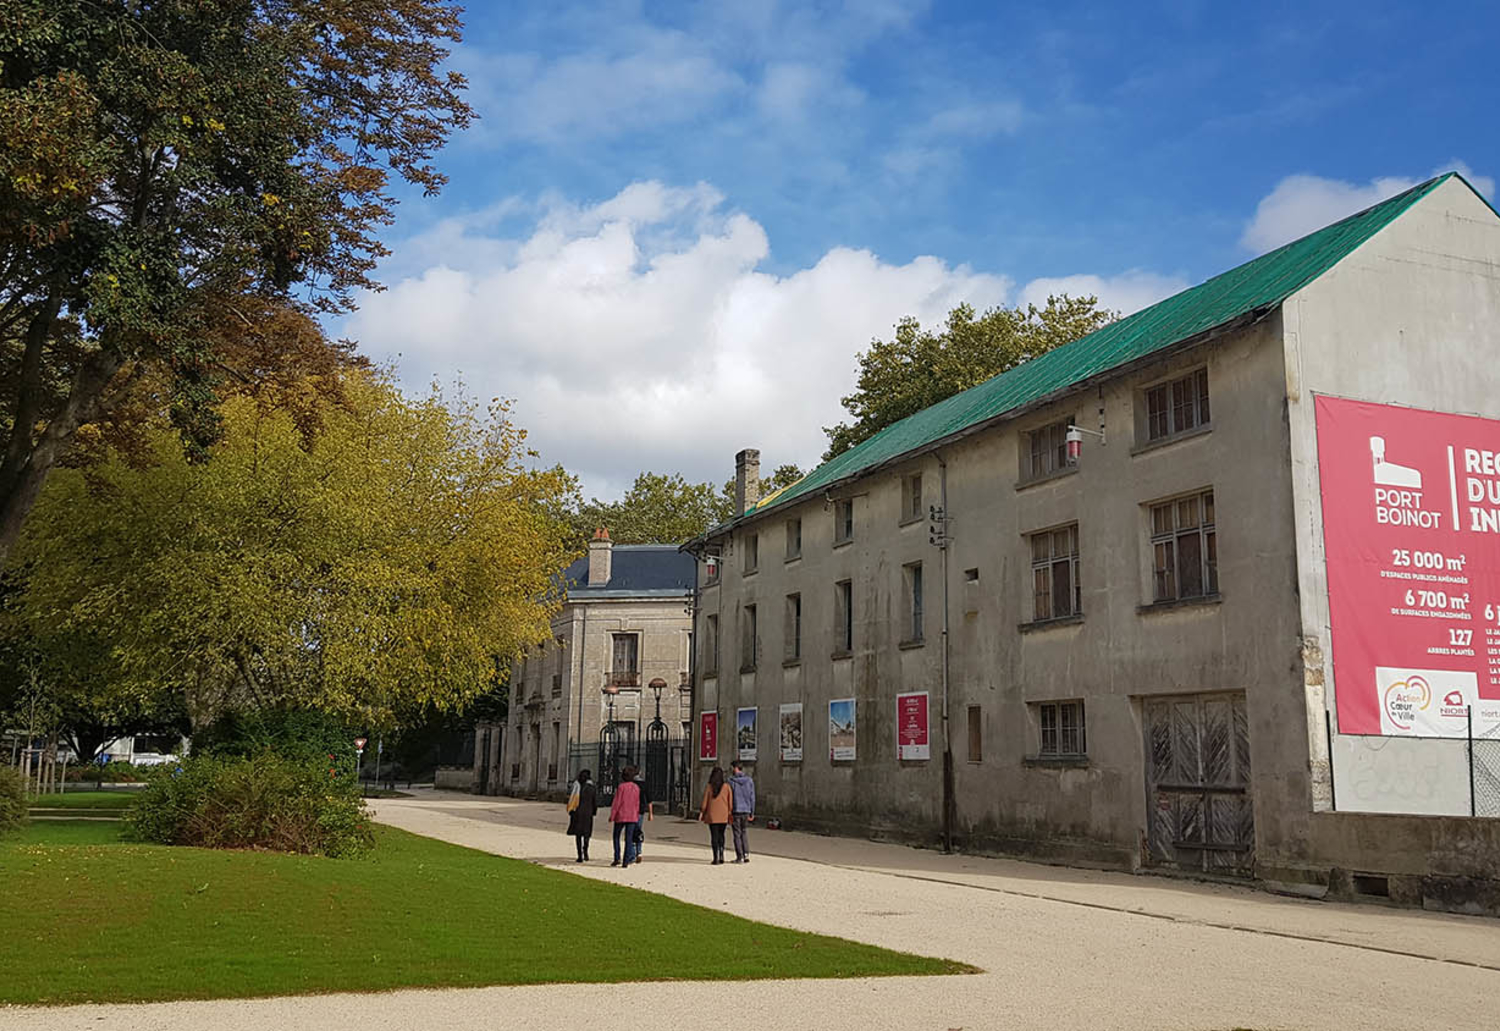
[699,765,733,865]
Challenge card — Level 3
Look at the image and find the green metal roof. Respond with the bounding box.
[724,172,1462,529]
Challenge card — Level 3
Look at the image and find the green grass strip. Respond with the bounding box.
[0,821,973,1005]
[27,791,140,810]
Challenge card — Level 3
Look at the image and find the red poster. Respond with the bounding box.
[699,711,718,761]
[1315,395,1500,737]
[896,691,930,760]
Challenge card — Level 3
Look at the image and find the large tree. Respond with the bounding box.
[570,464,806,545]
[0,0,472,561]
[822,297,1115,460]
[8,372,575,730]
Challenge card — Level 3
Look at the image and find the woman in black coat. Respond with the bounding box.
[567,769,599,862]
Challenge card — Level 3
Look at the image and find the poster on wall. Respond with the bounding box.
[779,703,803,762]
[1315,395,1500,738]
[829,698,857,761]
[736,707,758,762]
[896,691,930,760]
[699,711,718,762]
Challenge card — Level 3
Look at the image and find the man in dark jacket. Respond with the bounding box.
[632,770,654,862]
[728,761,756,863]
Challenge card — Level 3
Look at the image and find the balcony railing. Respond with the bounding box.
[608,670,640,688]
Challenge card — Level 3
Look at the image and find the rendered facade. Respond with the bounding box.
[688,173,1500,912]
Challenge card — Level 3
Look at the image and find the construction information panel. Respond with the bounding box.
[1317,394,1500,737]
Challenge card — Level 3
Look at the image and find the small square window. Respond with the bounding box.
[1037,701,1086,757]
[785,517,802,560]
[1145,369,1211,443]
[834,499,854,544]
[1025,417,1074,481]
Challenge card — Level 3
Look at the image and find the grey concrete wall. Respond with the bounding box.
[698,314,1302,867]
[1280,176,1500,892]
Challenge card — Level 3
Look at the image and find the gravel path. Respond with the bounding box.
[6,791,1498,1031]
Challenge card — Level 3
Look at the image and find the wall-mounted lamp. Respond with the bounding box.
[1066,424,1106,463]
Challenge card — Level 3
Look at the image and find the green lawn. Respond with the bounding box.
[29,790,140,809]
[0,820,972,1005]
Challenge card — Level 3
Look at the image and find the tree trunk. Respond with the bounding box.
[0,346,126,564]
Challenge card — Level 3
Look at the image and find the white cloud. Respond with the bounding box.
[1017,271,1189,318]
[1240,162,1495,254]
[347,183,1010,497]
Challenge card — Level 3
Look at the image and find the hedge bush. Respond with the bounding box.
[195,708,357,776]
[66,761,168,783]
[0,764,29,836]
[126,753,373,858]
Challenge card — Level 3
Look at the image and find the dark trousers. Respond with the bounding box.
[635,815,646,856]
[708,822,727,862]
[731,813,750,859]
[574,833,590,860]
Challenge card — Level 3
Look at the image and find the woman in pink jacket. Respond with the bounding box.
[609,765,642,868]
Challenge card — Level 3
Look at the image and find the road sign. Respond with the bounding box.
[354,737,368,752]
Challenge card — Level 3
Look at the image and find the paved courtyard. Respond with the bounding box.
[6,790,1498,1030]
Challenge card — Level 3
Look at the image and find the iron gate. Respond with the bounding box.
[643,715,670,806]
[1144,692,1255,876]
[596,722,637,805]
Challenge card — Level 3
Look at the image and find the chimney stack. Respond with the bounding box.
[735,449,761,515]
[588,527,613,586]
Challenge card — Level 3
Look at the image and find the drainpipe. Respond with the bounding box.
[936,452,954,854]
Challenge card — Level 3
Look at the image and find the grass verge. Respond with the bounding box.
[0,820,972,1005]
[28,791,139,810]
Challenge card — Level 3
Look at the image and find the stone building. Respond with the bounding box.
[474,530,695,799]
[687,173,1500,911]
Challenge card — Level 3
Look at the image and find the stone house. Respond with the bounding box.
[687,173,1500,912]
[474,530,695,799]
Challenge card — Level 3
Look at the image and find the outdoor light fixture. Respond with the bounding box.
[1066,424,1106,463]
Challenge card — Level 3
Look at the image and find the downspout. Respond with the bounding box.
[686,572,701,817]
[937,452,954,854]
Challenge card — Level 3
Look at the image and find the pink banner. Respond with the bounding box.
[897,692,930,760]
[1315,395,1500,737]
[699,711,718,761]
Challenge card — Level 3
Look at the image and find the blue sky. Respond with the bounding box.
[345,0,1499,498]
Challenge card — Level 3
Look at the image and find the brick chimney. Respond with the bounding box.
[587,527,613,586]
[735,448,761,515]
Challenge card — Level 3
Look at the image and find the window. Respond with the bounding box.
[784,593,802,660]
[835,579,853,653]
[1038,701,1086,757]
[551,673,562,698]
[834,499,854,544]
[611,633,639,686]
[1150,490,1217,602]
[1030,524,1080,621]
[549,722,561,782]
[902,473,924,522]
[743,533,759,574]
[704,614,719,674]
[1146,368,1210,442]
[786,517,802,560]
[967,705,983,763]
[903,562,924,643]
[1026,417,1074,480]
[741,604,758,672]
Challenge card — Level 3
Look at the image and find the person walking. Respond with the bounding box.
[699,765,733,864]
[610,766,642,868]
[566,769,598,863]
[632,769,654,863]
[728,761,756,863]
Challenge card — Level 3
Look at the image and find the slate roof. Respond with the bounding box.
[564,544,695,598]
[704,172,1477,538]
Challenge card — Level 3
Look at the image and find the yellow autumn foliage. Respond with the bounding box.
[12,371,577,728]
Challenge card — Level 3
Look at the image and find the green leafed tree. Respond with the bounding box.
[822,297,1116,460]
[8,371,576,730]
[0,0,473,562]
[571,464,806,546]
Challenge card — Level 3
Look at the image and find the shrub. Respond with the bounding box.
[67,761,165,783]
[195,708,357,776]
[0,765,29,835]
[127,752,373,858]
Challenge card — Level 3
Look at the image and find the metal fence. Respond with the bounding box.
[564,732,692,813]
[1471,720,1500,818]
